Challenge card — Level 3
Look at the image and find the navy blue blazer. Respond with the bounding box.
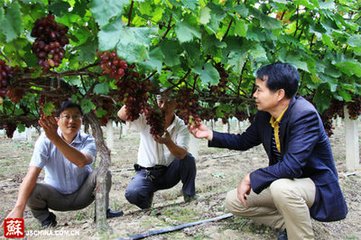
[209,96,348,222]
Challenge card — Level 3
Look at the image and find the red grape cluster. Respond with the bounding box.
[96,97,115,126]
[6,87,25,103]
[199,108,215,121]
[124,80,151,121]
[234,111,248,122]
[99,51,128,80]
[346,96,361,120]
[320,99,344,136]
[175,88,201,127]
[31,14,69,70]
[38,94,46,117]
[114,71,152,121]
[3,122,17,138]
[144,106,165,137]
[210,63,228,97]
[0,60,13,97]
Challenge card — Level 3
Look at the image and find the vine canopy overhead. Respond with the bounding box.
[0,0,360,137]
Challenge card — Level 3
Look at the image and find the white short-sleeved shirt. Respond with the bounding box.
[30,130,97,194]
[128,114,190,167]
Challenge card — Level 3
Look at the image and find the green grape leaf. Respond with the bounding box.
[348,35,361,55]
[200,7,211,25]
[80,99,96,114]
[194,62,220,85]
[95,108,107,118]
[1,2,22,42]
[160,40,181,67]
[90,0,128,27]
[175,20,201,43]
[141,47,164,73]
[335,61,361,77]
[43,102,55,116]
[49,1,71,15]
[94,83,110,95]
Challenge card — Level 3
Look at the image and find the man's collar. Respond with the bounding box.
[270,106,288,127]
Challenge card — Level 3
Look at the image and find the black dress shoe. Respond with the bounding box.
[277,229,288,240]
[106,208,124,219]
[41,212,57,228]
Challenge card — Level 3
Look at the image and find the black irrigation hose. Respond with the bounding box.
[117,213,234,240]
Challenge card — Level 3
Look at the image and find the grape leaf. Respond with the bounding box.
[94,83,110,95]
[175,20,201,43]
[194,62,220,85]
[90,0,128,27]
[1,2,22,42]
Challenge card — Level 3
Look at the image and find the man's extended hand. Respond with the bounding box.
[153,131,171,144]
[188,122,213,140]
[237,173,251,207]
[5,206,24,219]
[38,116,58,141]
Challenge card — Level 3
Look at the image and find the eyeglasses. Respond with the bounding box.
[60,114,82,121]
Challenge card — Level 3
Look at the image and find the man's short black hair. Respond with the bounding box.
[56,100,83,117]
[256,62,300,99]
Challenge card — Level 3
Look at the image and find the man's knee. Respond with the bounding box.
[186,153,196,162]
[225,189,242,213]
[180,153,196,171]
[270,179,295,203]
[125,188,152,209]
[27,184,48,209]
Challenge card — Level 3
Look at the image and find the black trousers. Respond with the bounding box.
[125,153,196,209]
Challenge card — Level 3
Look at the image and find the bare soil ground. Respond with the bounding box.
[0,120,360,240]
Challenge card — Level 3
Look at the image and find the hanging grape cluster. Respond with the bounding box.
[209,63,228,97]
[144,106,165,137]
[99,51,128,80]
[234,111,248,122]
[96,97,115,126]
[2,122,17,138]
[0,60,13,97]
[175,88,201,127]
[320,99,344,136]
[31,14,69,70]
[6,88,25,103]
[98,51,153,123]
[199,108,215,121]
[38,94,46,117]
[118,74,152,121]
[346,96,361,120]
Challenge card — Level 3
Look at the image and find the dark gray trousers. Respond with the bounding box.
[27,170,111,222]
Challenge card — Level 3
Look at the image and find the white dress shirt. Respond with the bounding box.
[128,114,190,167]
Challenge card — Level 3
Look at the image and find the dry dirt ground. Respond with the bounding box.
[0,120,360,240]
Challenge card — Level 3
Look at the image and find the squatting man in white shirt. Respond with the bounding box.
[117,89,197,209]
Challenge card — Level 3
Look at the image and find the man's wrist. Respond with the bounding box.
[207,130,213,141]
[244,173,251,184]
[14,204,26,212]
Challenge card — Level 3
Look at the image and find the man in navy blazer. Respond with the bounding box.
[189,62,347,240]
